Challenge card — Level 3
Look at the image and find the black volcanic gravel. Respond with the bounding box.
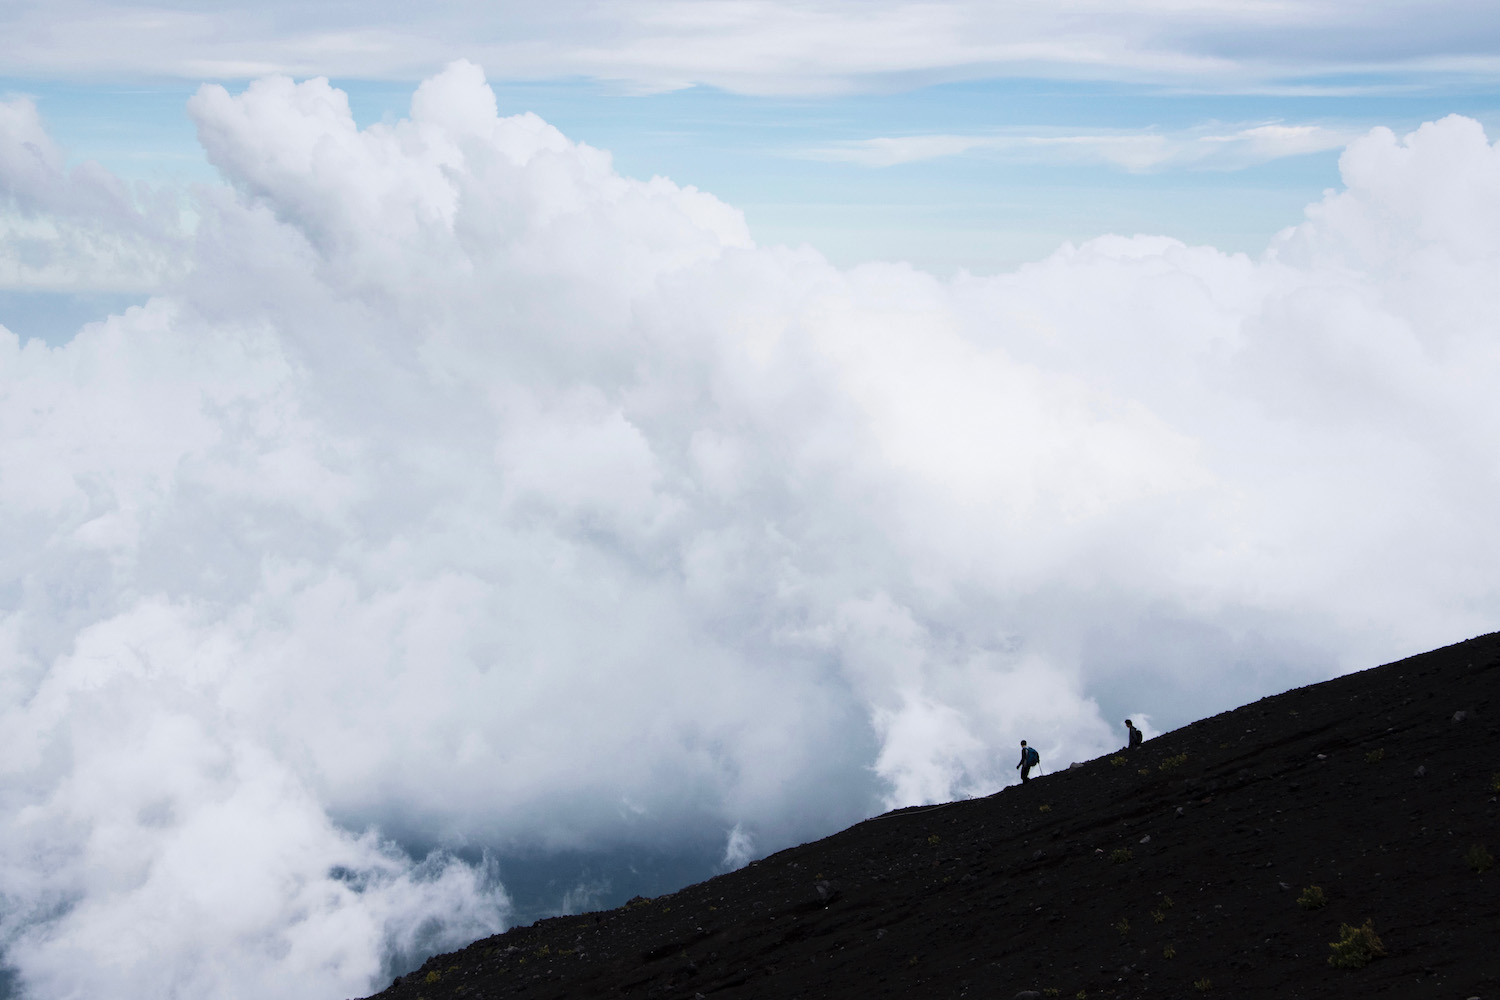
[361,632,1500,1000]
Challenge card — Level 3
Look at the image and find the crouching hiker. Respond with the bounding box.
[1125,719,1143,750]
[1017,740,1040,783]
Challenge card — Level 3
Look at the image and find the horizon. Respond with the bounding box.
[4,4,1500,999]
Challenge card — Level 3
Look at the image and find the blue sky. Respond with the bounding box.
[13,73,1500,273]
[5,0,1500,281]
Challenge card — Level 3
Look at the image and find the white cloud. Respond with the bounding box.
[720,823,755,872]
[0,1,1498,94]
[4,63,1500,999]
[0,97,192,292]
[807,122,1355,170]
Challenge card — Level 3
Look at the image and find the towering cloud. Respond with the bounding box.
[2,62,1499,999]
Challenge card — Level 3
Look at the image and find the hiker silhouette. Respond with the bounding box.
[1125,719,1143,750]
[1016,740,1039,783]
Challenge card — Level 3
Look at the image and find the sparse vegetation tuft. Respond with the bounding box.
[1109,848,1133,864]
[1111,755,1127,767]
[1159,753,1189,772]
[1297,885,1328,910]
[424,970,441,984]
[927,834,940,846]
[1328,919,1386,968]
[1162,945,1176,959]
[1491,772,1500,793]
[1043,990,1060,998]
[1039,804,1052,813]
[1364,748,1385,763]
[1464,844,1493,873]
[1194,977,1212,991]
[1151,908,1166,923]
[1115,917,1130,936]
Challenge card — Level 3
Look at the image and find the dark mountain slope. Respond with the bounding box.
[363,633,1500,1000]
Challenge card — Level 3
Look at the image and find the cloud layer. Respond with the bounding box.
[2,1,1499,93]
[4,62,1500,999]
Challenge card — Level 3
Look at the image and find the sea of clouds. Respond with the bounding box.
[3,60,1500,1000]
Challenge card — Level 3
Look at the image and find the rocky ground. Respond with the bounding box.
[361,633,1500,1000]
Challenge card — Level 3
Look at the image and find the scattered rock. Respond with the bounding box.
[1139,835,1151,844]
[1453,710,1470,723]
[1414,765,1427,777]
[1176,806,1185,817]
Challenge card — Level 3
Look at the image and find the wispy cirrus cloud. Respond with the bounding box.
[0,1,1498,94]
[804,122,1357,171]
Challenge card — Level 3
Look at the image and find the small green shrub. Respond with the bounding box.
[424,970,441,984]
[1109,848,1133,864]
[1194,977,1212,991]
[1490,772,1500,793]
[1111,755,1127,767]
[1159,753,1189,772]
[1328,919,1386,968]
[1039,804,1052,813]
[1160,895,1174,909]
[1151,908,1166,923]
[1364,748,1385,763]
[1464,844,1494,873]
[1114,917,1130,936]
[1297,885,1328,910]
[1162,944,1176,959]
[927,834,940,846]
[1043,990,1061,998]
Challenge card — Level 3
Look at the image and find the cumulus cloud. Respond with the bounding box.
[0,1,1498,94]
[0,97,191,292]
[3,61,1500,999]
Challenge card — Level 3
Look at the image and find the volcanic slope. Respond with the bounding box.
[364,633,1500,1000]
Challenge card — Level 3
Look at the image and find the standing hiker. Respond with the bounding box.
[1125,719,1143,750]
[1016,740,1039,783]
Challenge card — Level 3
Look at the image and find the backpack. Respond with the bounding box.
[1024,746,1040,766]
